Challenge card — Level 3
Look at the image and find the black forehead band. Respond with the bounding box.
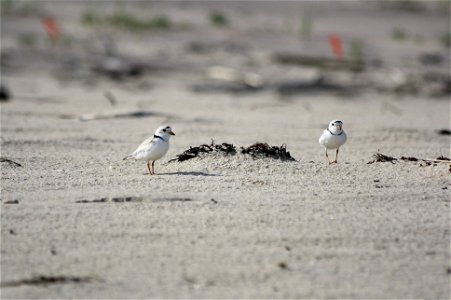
[334,121,343,124]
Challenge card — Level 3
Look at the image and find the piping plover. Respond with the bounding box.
[319,120,347,165]
[123,125,175,175]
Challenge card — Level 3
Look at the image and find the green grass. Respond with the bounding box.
[1,0,14,15]
[1,0,42,16]
[18,33,37,48]
[209,11,228,27]
[391,27,407,41]
[349,39,363,63]
[438,31,451,47]
[299,14,312,39]
[81,10,101,26]
[81,10,171,32]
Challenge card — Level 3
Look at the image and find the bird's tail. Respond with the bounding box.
[122,154,133,160]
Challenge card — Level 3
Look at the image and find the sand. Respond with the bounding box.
[1,1,450,299]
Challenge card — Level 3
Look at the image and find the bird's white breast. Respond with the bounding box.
[319,130,347,149]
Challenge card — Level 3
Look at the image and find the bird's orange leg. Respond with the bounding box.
[151,161,155,175]
[147,161,152,175]
[325,149,332,165]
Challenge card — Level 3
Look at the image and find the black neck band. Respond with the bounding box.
[154,135,164,141]
[327,128,343,136]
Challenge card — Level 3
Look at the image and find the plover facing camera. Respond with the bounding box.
[123,125,175,175]
[319,120,347,165]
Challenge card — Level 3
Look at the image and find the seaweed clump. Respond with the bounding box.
[367,153,451,167]
[168,141,296,162]
[367,153,398,164]
[168,141,236,162]
[241,143,296,161]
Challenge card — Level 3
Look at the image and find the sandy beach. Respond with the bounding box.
[1,1,450,299]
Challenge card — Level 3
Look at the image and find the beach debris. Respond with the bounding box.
[152,197,192,202]
[168,141,236,162]
[75,198,107,203]
[419,52,443,65]
[4,200,19,204]
[275,77,349,96]
[0,85,11,102]
[60,109,167,121]
[111,196,142,202]
[206,65,264,88]
[210,198,218,204]
[241,143,296,161]
[400,156,418,161]
[367,153,398,164]
[187,40,248,55]
[368,153,451,167]
[75,197,142,203]
[374,184,389,188]
[277,262,289,270]
[75,197,192,203]
[0,275,92,287]
[0,157,22,167]
[191,81,263,94]
[104,90,117,106]
[437,129,451,135]
[436,155,451,161]
[273,52,364,72]
[169,141,296,162]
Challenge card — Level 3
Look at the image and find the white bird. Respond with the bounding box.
[123,125,175,175]
[319,120,347,165]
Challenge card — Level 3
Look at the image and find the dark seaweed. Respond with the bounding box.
[168,141,236,162]
[241,142,296,161]
[437,129,451,135]
[0,157,22,167]
[437,155,451,161]
[400,156,418,161]
[1,275,92,287]
[367,153,398,164]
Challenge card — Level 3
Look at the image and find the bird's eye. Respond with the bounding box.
[162,129,166,132]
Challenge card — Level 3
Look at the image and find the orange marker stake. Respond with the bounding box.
[329,34,343,58]
[42,17,60,39]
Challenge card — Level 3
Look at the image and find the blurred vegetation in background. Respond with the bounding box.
[209,11,228,27]
[81,10,171,31]
[349,39,364,63]
[391,27,407,41]
[438,31,451,48]
[299,14,312,40]
[1,0,42,16]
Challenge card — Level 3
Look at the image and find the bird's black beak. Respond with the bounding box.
[170,132,175,136]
